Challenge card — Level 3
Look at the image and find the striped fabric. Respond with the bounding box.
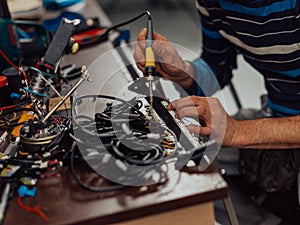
[193,0,300,117]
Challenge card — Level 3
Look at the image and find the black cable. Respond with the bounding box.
[44,126,67,151]
[69,142,127,192]
[106,11,151,35]
[79,11,152,46]
[73,94,175,166]
[73,94,147,122]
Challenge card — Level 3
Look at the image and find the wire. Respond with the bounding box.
[73,94,178,167]
[71,93,181,186]
[0,112,17,127]
[69,142,127,192]
[0,106,33,128]
[72,94,147,138]
[73,94,146,119]
[17,196,48,221]
[79,11,152,46]
[29,67,54,78]
[0,100,29,112]
[105,11,151,35]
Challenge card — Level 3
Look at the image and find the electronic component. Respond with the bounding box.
[19,119,63,153]
[18,66,89,153]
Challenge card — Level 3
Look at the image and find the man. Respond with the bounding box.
[134,0,300,149]
[134,0,300,223]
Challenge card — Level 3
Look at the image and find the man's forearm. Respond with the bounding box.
[230,115,300,149]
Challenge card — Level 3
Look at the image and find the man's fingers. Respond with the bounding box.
[137,28,147,42]
[168,96,208,111]
[187,124,210,136]
[153,32,168,41]
[136,29,167,49]
[175,106,204,119]
[135,29,147,53]
[134,42,145,64]
[135,29,168,66]
[136,63,145,74]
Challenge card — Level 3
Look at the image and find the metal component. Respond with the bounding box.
[220,169,239,225]
[147,75,153,109]
[25,68,48,118]
[41,66,90,124]
[28,73,46,97]
[30,95,46,120]
[223,196,239,225]
[20,124,61,153]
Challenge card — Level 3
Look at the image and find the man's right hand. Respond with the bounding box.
[134,28,194,89]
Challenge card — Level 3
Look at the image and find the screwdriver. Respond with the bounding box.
[144,13,155,109]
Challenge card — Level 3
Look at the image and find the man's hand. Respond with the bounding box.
[167,96,238,146]
[168,96,300,149]
[134,28,194,89]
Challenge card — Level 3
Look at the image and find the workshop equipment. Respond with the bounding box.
[0,0,22,73]
[16,20,48,65]
[42,66,90,123]
[2,67,25,95]
[0,0,47,71]
[19,66,90,153]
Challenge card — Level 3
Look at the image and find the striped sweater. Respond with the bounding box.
[193,0,300,117]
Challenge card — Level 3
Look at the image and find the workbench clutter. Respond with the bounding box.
[43,11,106,48]
[0,0,92,222]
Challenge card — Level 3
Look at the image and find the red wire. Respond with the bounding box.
[0,105,16,111]
[0,101,28,111]
[17,196,48,222]
[0,49,30,85]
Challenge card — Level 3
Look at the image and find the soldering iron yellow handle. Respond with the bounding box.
[145,47,155,69]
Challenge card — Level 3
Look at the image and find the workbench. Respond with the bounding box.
[3,1,228,224]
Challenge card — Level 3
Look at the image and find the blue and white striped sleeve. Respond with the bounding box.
[192,0,237,96]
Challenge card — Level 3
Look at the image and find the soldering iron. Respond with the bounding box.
[92,10,156,108]
[144,11,155,109]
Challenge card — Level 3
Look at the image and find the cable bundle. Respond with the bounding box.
[95,98,177,166]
